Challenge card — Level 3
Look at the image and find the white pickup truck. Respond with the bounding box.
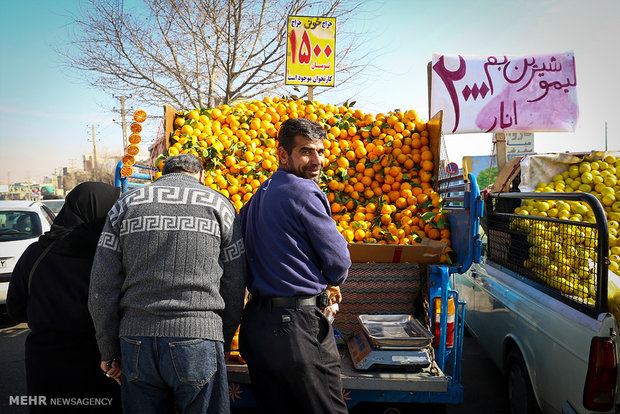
[455,189,619,414]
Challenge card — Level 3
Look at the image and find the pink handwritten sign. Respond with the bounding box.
[430,52,579,134]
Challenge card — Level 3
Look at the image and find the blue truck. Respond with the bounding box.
[115,158,485,412]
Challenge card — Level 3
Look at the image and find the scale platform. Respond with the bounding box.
[347,330,432,371]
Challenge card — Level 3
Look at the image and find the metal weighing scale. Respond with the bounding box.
[347,315,434,371]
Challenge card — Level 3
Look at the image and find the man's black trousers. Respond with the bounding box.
[239,297,348,414]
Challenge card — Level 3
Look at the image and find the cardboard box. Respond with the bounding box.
[347,239,447,264]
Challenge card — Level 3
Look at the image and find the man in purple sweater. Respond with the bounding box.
[239,118,351,413]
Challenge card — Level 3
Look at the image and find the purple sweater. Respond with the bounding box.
[240,168,350,297]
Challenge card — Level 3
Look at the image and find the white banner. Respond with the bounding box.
[431,52,579,134]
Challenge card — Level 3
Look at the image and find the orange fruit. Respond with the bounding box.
[133,109,147,123]
[120,166,133,177]
[122,155,135,166]
[130,122,143,134]
[129,133,141,144]
[127,145,140,156]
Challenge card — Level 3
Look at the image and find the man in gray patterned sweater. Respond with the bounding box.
[88,154,246,414]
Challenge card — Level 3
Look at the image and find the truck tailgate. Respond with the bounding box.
[227,350,450,393]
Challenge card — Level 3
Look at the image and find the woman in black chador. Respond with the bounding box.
[8,182,122,413]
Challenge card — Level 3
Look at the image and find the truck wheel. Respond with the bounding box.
[506,349,541,414]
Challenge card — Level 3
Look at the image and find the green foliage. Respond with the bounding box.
[476,166,498,189]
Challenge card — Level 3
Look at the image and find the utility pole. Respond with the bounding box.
[113,95,132,155]
[91,124,99,181]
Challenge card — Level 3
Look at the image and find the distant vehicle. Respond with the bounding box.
[0,201,54,306]
[41,199,65,215]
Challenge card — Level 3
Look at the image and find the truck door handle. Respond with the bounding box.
[471,271,478,279]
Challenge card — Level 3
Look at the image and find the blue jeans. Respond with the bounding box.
[119,336,228,414]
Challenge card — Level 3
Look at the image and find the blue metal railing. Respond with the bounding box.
[114,161,157,193]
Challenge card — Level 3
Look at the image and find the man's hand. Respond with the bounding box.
[326,285,342,305]
[100,358,122,385]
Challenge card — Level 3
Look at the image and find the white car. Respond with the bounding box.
[41,199,65,215]
[0,201,55,306]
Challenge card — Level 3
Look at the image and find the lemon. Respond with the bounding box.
[573,203,588,215]
[536,201,550,212]
[570,180,581,190]
[568,165,580,178]
[605,175,617,187]
[603,194,616,206]
[579,162,592,174]
[528,234,543,245]
[595,183,607,193]
[546,265,559,277]
[591,161,600,170]
[578,184,592,192]
[550,241,563,253]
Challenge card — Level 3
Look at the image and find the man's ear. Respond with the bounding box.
[199,170,206,184]
[278,146,288,169]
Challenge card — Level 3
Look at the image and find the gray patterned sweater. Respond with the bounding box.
[88,173,246,361]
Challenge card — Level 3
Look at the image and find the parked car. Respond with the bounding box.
[41,199,65,215]
[0,201,54,306]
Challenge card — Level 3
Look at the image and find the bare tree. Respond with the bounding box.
[61,0,367,109]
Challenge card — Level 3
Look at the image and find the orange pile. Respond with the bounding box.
[155,97,451,249]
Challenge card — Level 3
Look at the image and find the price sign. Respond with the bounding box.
[286,16,336,87]
[431,52,578,134]
[446,162,459,175]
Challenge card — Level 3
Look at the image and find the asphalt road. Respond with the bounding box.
[0,311,27,414]
[0,312,508,414]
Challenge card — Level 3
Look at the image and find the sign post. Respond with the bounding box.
[286,16,336,95]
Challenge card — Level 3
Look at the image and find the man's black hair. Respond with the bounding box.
[278,118,326,154]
